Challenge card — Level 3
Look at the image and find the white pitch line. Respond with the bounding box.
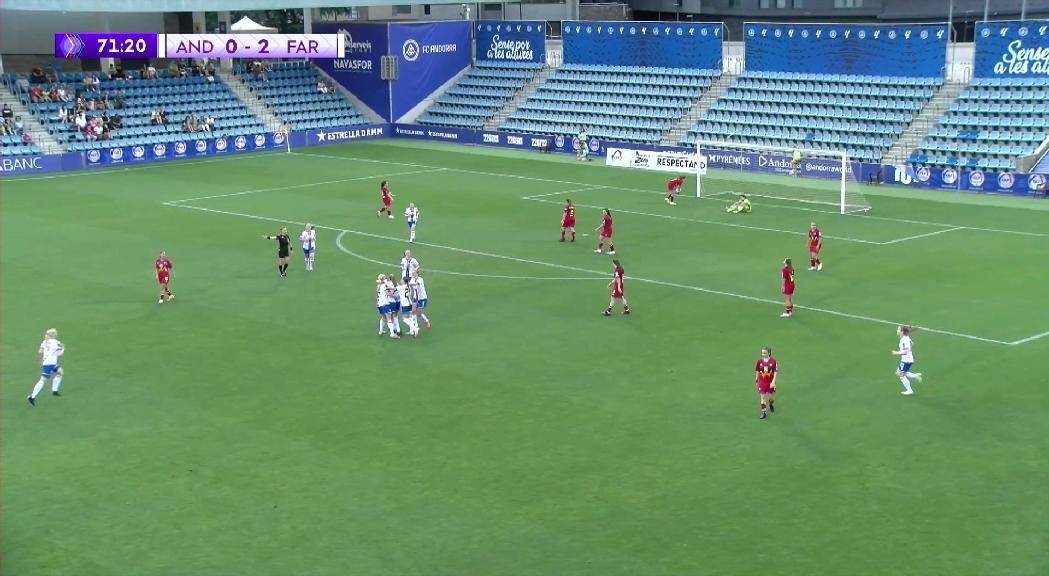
[165,201,1015,346]
[521,186,606,200]
[1009,330,1049,346]
[163,168,446,205]
[523,196,886,245]
[294,151,1049,239]
[879,226,965,245]
[335,231,604,281]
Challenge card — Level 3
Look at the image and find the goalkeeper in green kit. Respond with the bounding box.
[726,193,751,214]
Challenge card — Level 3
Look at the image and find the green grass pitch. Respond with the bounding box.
[3,140,1048,575]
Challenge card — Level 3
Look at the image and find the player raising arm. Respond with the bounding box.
[892,325,922,396]
[561,199,576,242]
[808,222,822,271]
[28,328,64,405]
[155,250,174,304]
[300,224,316,272]
[755,347,778,419]
[666,176,685,205]
[594,209,615,255]
[603,259,630,316]
[263,227,293,278]
[376,180,394,219]
[404,203,420,243]
[781,258,795,318]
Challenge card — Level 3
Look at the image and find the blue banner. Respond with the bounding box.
[392,124,605,156]
[884,164,1046,195]
[562,21,723,70]
[84,133,288,167]
[703,147,881,183]
[0,152,82,176]
[313,23,391,121]
[389,21,472,123]
[975,21,1049,78]
[744,23,948,77]
[475,20,545,63]
[308,124,389,146]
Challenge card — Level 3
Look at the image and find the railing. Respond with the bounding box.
[1018,135,1049,174]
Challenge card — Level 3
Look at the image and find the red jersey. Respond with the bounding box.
[155,257,172,278]
[782,266,795,295]
[755,357,778,390]
[381,185,391,201]
[612,266,625,295]
[668,177,685,192]
[602,214,613,234]
[809,227,822,247]
[563,204,575,222]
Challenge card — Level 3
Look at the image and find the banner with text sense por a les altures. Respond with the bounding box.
[744,23,948,77]
[312,22,391,121]
[974,21,1049,78]
[562,21,723,70]
[475,21,545,63]
[389,21,472,122]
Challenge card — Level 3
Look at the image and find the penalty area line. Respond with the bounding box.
[165,201,1015,346]
[1009,330,1049,346]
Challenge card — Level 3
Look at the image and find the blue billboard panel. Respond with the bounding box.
[313,23,391,121]
[562,21,723,70]
[744,23,948,77]
[389,21,472,122]
[975,21,1049,78]
[475,20,545,63]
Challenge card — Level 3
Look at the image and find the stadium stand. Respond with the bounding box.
[909,77,1049,172]
[416,61,543,130]
[499,64,718,144]
[234,61,368,131]
[3,67,265,152]
[681,71,940,162]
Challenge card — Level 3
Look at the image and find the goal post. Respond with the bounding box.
[695,140,871,215]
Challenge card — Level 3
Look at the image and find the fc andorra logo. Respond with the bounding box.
[571,136,580,150]
[590,138,601,152]
[942,167,958,185]
[153,143,166,156]
[916,166,931,182]
[254,134,266,147]
[196,140,208,153]
[111,148,124,161]
[858,30,866,39]
[998,172,1015,189]
[87,149,101,163]
[981,28,991,38]
[920,30,928,39]
[888,30,897,39]
[234,136,247,150]
[554,135,565,149]
[801,30,809,38]
[402,39,420,62]
[132,146,145,159]
[216,137,228,151]
[774,29,781,38]
[1029,174,1046,191]
[174,141,187,155]
[969,170,985,188]
[273,131,286,145]
[748,28,755,37]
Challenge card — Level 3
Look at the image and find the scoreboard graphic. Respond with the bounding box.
[56,32,345,59]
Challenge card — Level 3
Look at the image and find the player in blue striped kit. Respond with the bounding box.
[404,203,420,243]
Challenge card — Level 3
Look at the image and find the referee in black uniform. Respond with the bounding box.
[263,227,293,277]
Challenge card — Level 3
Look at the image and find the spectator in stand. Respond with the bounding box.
[74,111,87,133]
[13,116,25,135]
[115,90,126,109]
[201,115,214,132]
[86,98,96,112]
[29,67,47,84]
[101,127,112,141]
[317,80,329,94]
[110,114,123,129]
[55,105,69,124]
[167,61,180,77]
[158,109,168,125]
[58,86,71,102]
[204,61,216,81]
[151,109,161,125]
[0,118,8,136]
[29,86,43,103]
[113,66,126,80]
[22,132,32,145]
[45,67,58,83]
[101,95,111,110]
[3,103,14,123]
[183,115,196,133]
[101,112,111,131]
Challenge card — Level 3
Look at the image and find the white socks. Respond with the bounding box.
[899,376,913,393]
[378,317,385,334]
[30,378,45,399]
[409,231,415,242]
[419,313,429,324]
[387,321,398,336]
[52,375,63,393]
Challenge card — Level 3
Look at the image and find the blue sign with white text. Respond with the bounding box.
[975,21,1049,78]
[0,152,81,175]
[744,23,948,77]
[885,164,1045,195]
[389,21,472,122]
[562,21,723,70]
[475,21,545,63]
[313,23,391,121]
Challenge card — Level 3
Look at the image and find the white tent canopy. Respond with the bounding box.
[230,16,277,33]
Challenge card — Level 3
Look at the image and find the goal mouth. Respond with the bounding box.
[695,140,872,215]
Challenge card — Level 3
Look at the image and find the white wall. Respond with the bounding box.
[0,11,166,54]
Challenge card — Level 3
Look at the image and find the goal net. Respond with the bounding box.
[695,140,872,215]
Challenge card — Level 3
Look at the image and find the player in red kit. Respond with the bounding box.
[155,250,174,304]
[808,222,823,271]
[560,199,576,242]
[594,209,615,255]
[603,259,630,316]
[376,180,394,219]
[754,347,778,419]
[781,258,795,317]
[666,176,685,205]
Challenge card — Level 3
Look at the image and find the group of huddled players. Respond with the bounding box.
[374,250,431,339]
